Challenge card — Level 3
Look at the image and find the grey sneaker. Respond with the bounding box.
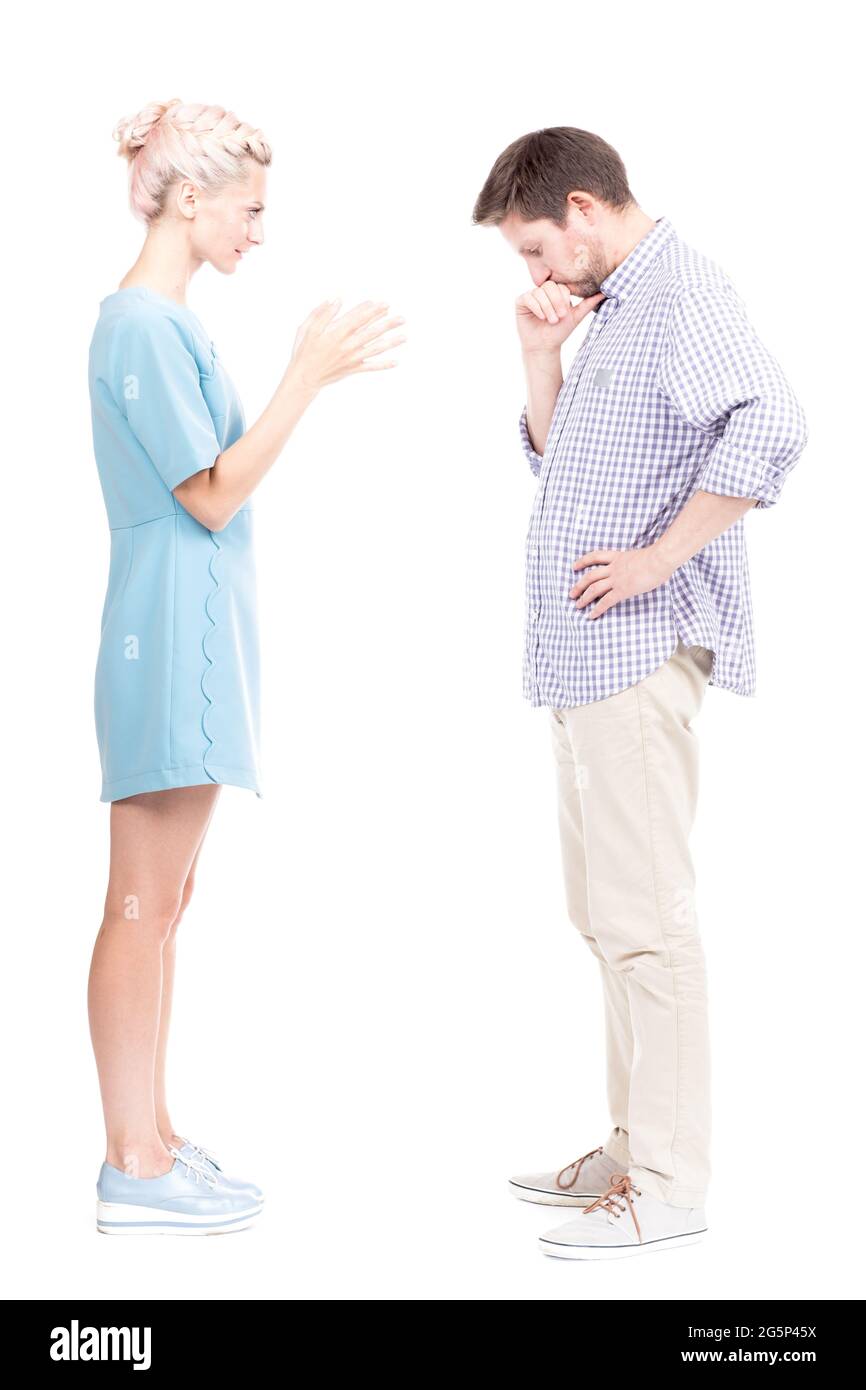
[509,1145,625,1206]
[538,1173,708,1260]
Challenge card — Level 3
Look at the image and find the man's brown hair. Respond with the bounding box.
[472,127,636,228]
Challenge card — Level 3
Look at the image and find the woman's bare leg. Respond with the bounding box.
[153,792,220,1150]
[88,784,222,1177]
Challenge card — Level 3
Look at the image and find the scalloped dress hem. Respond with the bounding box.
[100,763,263,803]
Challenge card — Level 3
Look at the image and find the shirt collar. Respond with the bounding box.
[598,215,676,304]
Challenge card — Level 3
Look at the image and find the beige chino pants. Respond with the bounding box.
[548,639,715,1207]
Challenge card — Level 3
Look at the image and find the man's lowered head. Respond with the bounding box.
[473,125,657,302]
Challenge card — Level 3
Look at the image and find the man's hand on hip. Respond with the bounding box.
[569,545,674,619]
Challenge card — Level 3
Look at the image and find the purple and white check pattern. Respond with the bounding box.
[518,215,808,707]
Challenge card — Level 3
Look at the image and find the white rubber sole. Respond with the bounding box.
[508,1181,601,1207]
[539,1227,708,1260]
[96,1199,263,1236]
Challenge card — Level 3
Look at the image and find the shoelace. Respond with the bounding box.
[583,1173,643,1242]
[176,1136,222,1171]
[168,1145,219,1189]
[555,1145,604,1190]
[190,1142,221,1171]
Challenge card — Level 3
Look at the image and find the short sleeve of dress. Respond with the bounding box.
[111,307,222,493]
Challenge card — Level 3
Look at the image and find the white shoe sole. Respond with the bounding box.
[539,1227,708,1259]
[96,1200,263,1236]
[509,1181,601,1207]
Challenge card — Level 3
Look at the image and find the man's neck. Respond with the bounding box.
[606,210,659,273]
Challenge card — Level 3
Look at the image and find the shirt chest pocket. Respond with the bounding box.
[574,359,664,445]
[579,358,657,403]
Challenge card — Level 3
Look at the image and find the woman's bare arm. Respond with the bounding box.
[174,363,319,531]
[175,298,405,531]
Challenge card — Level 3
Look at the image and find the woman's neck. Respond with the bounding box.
[118,226,199,306]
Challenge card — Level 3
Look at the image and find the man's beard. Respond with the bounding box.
[563,238,608,297]
[569,273,601,297]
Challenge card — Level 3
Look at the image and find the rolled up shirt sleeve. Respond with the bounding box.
[655,282,809,509]
[518,404,545,478]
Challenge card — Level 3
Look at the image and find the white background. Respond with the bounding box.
[2,0,862,1302]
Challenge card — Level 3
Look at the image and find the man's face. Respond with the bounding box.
[499,207,609,299]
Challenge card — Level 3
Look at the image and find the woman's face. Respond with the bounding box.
[182,162,267,275]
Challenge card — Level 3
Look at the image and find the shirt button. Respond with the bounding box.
[532,607,540,620]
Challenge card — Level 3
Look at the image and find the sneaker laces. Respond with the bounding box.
[555,1145,604,1190]
[169,1145,218,1189]
[187,1141,222,1171]
[583,1173,643,1242]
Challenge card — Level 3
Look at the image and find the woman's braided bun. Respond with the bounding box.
[112,98,272,223]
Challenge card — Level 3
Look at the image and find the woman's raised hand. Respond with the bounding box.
[289,298,406,391]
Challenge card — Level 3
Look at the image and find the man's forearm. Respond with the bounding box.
[522,349,563,456]
[654,489,757,572]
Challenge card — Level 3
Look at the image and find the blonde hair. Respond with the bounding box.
[113,98,272,224]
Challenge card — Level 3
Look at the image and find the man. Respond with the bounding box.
[472,128,808,1260]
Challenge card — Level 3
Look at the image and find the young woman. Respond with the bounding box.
[87,98,405,1236]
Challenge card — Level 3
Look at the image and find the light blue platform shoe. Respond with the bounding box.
[96,1147,263,1236]
[174,1138,264,1204]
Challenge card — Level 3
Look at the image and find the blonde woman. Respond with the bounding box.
[88,99,405,1235]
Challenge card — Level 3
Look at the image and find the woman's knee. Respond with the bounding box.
[101,882,188,940]
[165,873,196,939]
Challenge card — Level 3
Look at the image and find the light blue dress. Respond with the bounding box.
[88,287,262,802]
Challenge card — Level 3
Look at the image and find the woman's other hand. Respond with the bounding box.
[288,298,406,392]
